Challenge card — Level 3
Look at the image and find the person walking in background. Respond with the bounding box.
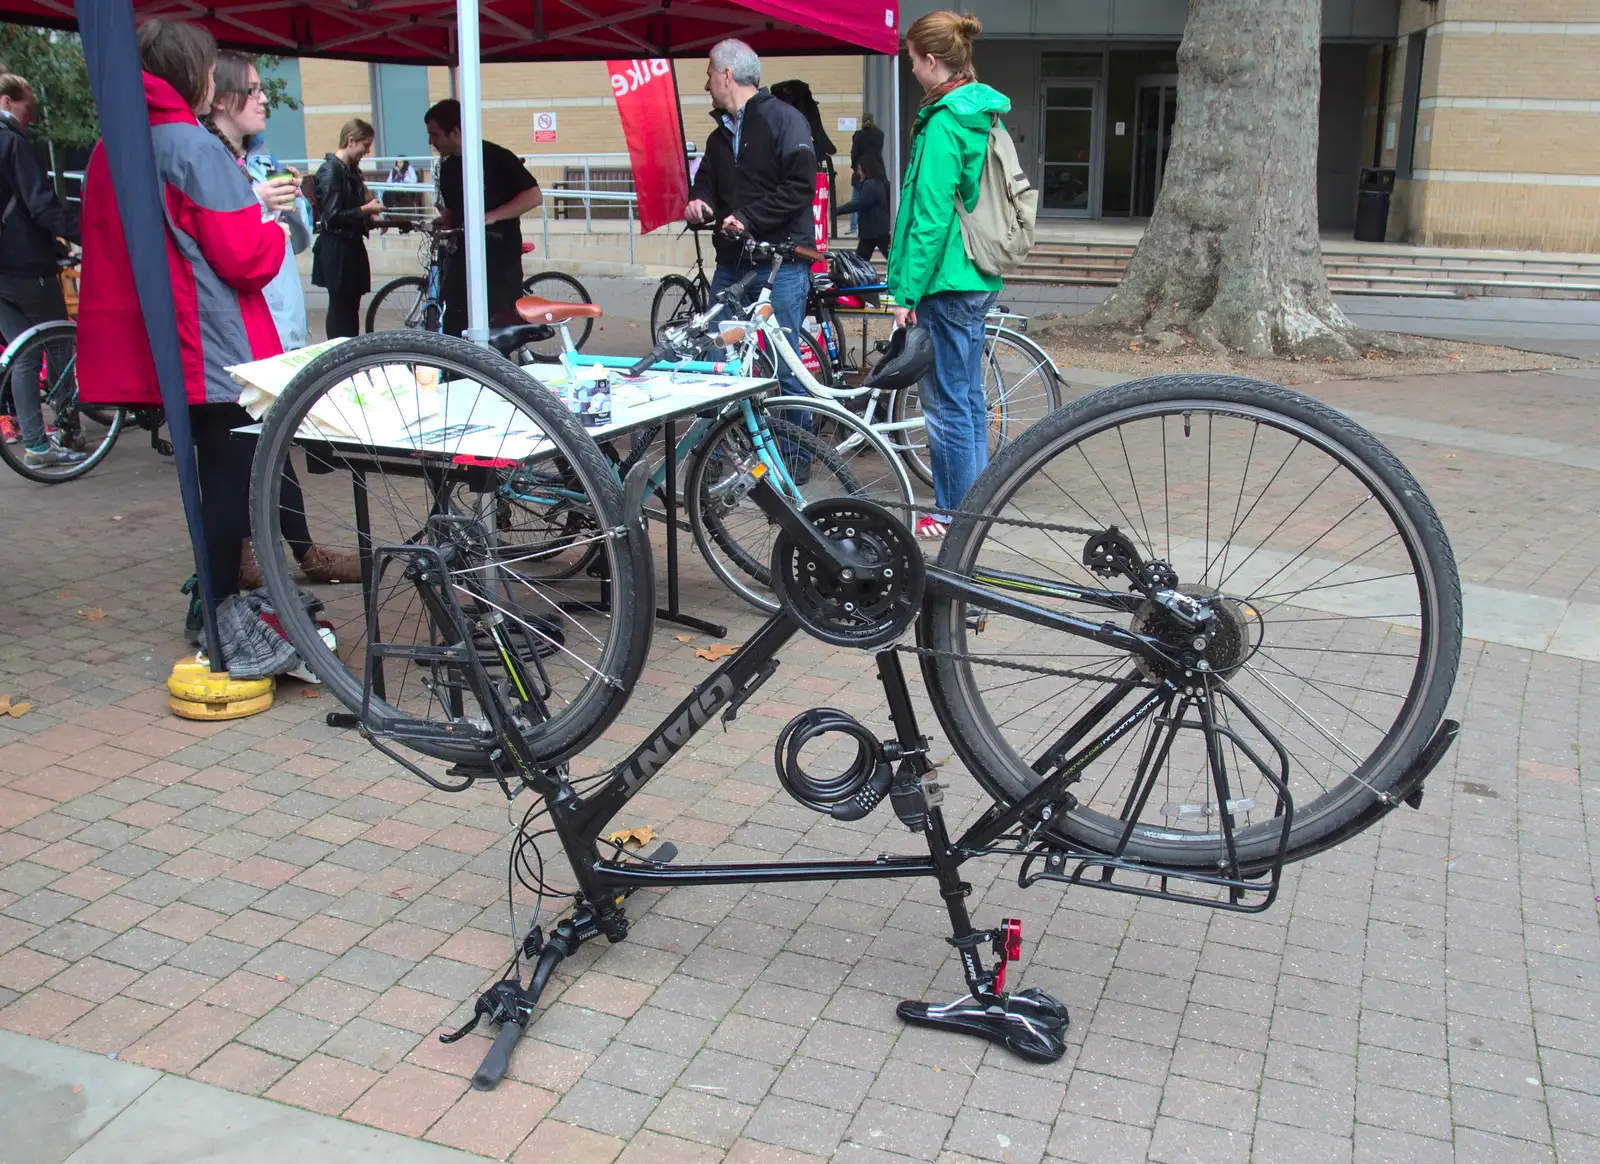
[311,118,382,338]
[425,99,543,337]
[888,10,1007,539]
[685,39,815,400]
[207,50,360,589]
[77,18,291,631]
[848,112,885,235]
[0,72,84,467]
[836,155,890,263]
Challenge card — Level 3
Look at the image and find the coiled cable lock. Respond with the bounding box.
[774,708,893,822]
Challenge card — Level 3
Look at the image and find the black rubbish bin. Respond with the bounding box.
[1354,167,1395,243]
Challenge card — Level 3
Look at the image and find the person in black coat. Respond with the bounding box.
[836,155,890,261]
[847,114,886,235]
[0,73,83,466]
[311,119,382,338]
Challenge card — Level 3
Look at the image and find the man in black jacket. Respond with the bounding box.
[685,40,815,398]
[0,74,83,467]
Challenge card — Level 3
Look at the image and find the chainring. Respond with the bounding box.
[771,498,924,649]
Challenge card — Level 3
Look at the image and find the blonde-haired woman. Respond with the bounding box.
[887,10,1008,538]
[311,118,382,338]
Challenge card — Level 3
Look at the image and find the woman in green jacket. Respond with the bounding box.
[888,10,1006,538]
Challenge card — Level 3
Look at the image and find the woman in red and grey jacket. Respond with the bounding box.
[78,19,289,607]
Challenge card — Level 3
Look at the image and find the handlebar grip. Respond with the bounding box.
[471,1019,524,1092]
[627,345,668,377]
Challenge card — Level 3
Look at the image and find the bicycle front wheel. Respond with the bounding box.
[521,272,594,357]
[650,274,704,340]
[365,276,435,333]
[0,322,123,484]
[919,374,1462,872]
[249,330,652,768]
[687,391,915,613]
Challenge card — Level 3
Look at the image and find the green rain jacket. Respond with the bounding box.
[887,81,1010,310]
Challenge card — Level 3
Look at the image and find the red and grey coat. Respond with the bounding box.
[77,73,286,408]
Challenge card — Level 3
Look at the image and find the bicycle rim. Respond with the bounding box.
[650,274,702,340]
[919,374,1461,872]
[249,331,652,768]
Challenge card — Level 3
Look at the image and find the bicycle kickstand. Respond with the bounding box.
[897,915,1070,1063]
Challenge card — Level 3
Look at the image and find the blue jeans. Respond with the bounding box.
[917,290,997,519]
[711,256,810,399]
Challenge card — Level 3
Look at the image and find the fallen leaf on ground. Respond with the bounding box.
[674,634,694,644]
[389,886,414,899]
[110,515,124,521]
[6,701,33,718]
[272,974,289,982]
[57,592,70,599]
[300,688,321,698]
[77,608,106,621]
[695,643,740,661]
[607,825,657,848]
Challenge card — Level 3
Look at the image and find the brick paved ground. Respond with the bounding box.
[2,365,1598,1163]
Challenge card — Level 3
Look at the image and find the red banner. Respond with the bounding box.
[607,58,689,234]
[812,172,830,273]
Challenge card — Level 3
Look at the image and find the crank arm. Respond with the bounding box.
[745,467,876,583]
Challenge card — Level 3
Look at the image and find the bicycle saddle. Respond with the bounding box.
[487,310,551,357]
[516,295,604,325]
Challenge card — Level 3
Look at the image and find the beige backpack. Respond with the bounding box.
[954,115,1037,277]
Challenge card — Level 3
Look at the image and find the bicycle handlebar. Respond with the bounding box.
[471,1020,523,1091]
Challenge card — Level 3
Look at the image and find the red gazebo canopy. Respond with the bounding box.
[2,0,900,63]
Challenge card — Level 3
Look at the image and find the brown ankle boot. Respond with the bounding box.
[297,543,363,584]
[238,539,264,590]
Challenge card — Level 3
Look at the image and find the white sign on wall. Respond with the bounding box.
[533,111,558,144]
[837,117,858,133]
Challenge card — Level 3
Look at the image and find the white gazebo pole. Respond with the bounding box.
[457,0,489,342]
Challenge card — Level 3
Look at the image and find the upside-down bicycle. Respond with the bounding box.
[249,328,1463,1090]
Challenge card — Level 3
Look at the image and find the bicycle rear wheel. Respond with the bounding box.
[249,330,652,768]
[919,374,1461,872]
[521,272,594,357]
[0,322,123,483]
[687,388,915,613]
[892,326,1065,489]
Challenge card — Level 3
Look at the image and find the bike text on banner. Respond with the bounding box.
[607,59,689,234]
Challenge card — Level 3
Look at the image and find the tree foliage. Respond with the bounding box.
[0,25,98,150]
[0,28,299,152]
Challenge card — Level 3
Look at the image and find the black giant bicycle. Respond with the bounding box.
[249,330,1462,1088]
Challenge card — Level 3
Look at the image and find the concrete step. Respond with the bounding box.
[1018,241,1600,300]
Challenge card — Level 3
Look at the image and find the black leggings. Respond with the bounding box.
[325,291,363,339]
[857,236,889,261]
[190,403,312,602]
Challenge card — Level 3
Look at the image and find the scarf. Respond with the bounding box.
[919,76,971,110]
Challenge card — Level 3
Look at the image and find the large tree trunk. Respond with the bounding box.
[1080,0,1367,358]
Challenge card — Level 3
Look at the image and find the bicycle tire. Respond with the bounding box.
[918,374,1462,873]
[650,274,704,340]
[521,271,594,355]
[0,322,124,484]
[249,330,653,768]
[686,386,916,613]
[365,276,432,334]
[892,326,1065,489]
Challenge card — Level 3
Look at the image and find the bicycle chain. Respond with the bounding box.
[891,642,1132,686]
[869,497,1106,540]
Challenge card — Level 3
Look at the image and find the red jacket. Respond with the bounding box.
[78,74,285,407]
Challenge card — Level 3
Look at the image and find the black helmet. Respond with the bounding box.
[864,325,933,391]
[829,251,880,289]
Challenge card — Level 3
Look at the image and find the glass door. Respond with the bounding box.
[1132,78,1178,217]
[1040,82,1098,216]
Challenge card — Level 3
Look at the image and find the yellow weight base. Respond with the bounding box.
[167,657,274,720]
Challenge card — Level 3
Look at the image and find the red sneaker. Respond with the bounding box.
[0,416,19,444]
[914,516,950,540]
